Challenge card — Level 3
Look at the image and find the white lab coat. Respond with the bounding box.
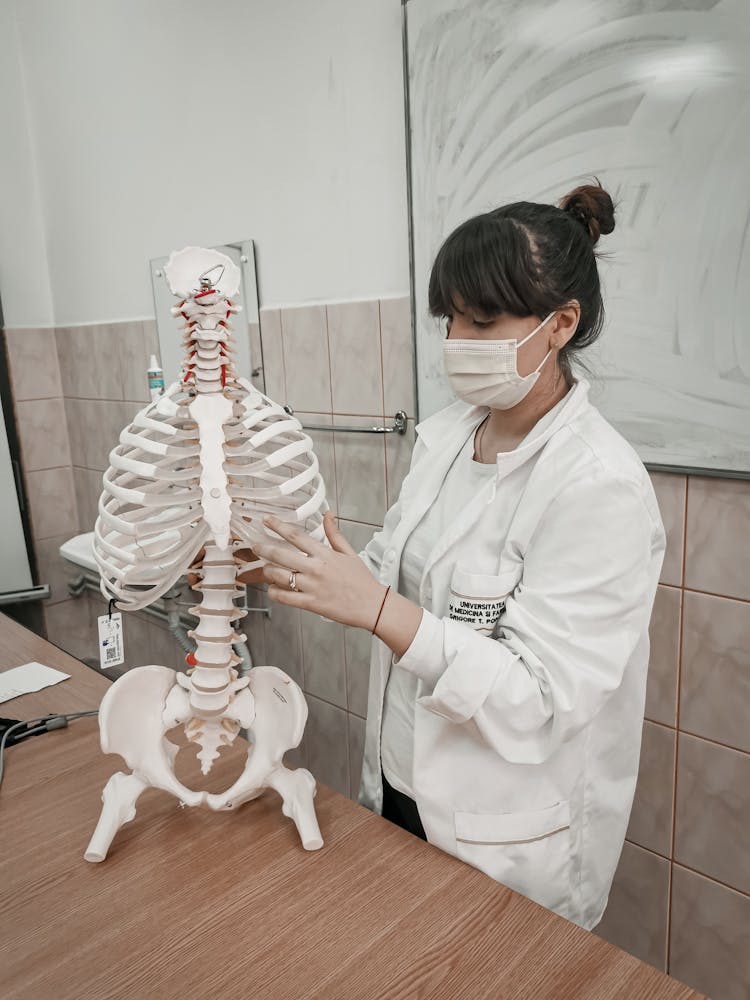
[356,379,665,930]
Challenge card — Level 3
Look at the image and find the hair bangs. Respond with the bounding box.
[428,214,537,320]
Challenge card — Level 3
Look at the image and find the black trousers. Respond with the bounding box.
[380,769,427,841]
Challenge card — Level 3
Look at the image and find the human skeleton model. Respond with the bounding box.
[85,246,327,862]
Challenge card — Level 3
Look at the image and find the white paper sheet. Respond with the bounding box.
[0,661,71,704]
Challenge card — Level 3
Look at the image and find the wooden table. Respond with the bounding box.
[0,612,706,1000]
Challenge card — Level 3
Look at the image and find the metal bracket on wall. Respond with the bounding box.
[283,407,408,435]
[0,584,50,606]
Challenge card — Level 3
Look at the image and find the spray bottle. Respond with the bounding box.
[147,355,165,401]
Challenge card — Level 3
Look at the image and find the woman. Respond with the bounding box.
[242,181,666,931]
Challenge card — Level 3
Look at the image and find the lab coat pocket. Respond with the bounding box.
[454,800,572,917]
[447,566,517,635]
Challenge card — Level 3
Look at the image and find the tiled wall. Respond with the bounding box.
[3,321,185,673]
[595,473,750,1000]
[3,327,82,644]
[248,298,415,790]
[3,305,749,999]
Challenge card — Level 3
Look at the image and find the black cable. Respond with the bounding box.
[0,710,98,792]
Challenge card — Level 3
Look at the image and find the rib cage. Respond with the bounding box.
[94,256,329,613]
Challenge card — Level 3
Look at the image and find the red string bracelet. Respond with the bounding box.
[371,585,391,635]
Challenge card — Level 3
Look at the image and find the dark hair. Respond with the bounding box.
[428,179,616,382]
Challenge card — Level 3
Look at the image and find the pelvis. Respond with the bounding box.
[84,664,323,862]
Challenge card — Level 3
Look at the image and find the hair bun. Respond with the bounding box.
[559,179,615,246]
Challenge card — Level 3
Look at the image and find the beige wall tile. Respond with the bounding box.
[248,321,264,392]
[645,584,681,727]
[16,397,71,471]
[685,476,750,601]
[4,328,62,400]
[305,694,349,797]
[348,711,366,800]
[44,596,93,662]
[626,721,676,857]
[594,842,670,971]
[680,591,750,753]
[26,466,78,541]
[344,624,372,718]
[332,414,387,524]
[244,585,269,669]
[300,612,347,710]
[143,319,159,364]
[65,398,138,471]
[649,472,686,587]
[56,324,123,400]
[120,610,156,670]
[670,865,750,1000]
[674,733,750,894]
[258,308,286,403]
[327,300,382,416]
[281,305,331,413]
[72,466,103,533]
[380,296,415,419]
[116,320,152,403]
[340,518,380,553]
[64,397,87,468]
[385,417,415,508]
[147,620,189,673]
[263,599,303,688]
[295,412,336,511]
[283,738,308,771]
[34,533,78,605]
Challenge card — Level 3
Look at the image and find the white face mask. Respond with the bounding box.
[442,311,556,409]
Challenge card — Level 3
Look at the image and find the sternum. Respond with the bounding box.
[188,392,233,549]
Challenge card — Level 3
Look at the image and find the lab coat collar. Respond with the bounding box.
[414,378,591,465]
[409,379,592,586]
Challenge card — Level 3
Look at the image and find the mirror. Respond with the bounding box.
[150,240,261,388]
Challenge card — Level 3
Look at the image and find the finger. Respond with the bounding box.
[263,564,297,588]
[252,538,312,572]
[267,583,314,610]
[323,511,357,556]
[262,514,324,557]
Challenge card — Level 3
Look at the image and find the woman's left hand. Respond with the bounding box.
[240,511,387,632]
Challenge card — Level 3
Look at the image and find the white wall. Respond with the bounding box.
[0,0,54,327]
[2,0,410,326]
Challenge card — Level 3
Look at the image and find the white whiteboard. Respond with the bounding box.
[405,0,750,475]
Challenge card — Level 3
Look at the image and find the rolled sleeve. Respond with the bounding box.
[391,608,446,686]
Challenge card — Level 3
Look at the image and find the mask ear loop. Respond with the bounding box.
[516,311,557,347]
[517,311,557,374]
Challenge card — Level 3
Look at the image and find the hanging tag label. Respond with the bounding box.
[97,612,125,669]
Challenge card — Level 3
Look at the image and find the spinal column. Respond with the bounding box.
[180,286,244,715]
